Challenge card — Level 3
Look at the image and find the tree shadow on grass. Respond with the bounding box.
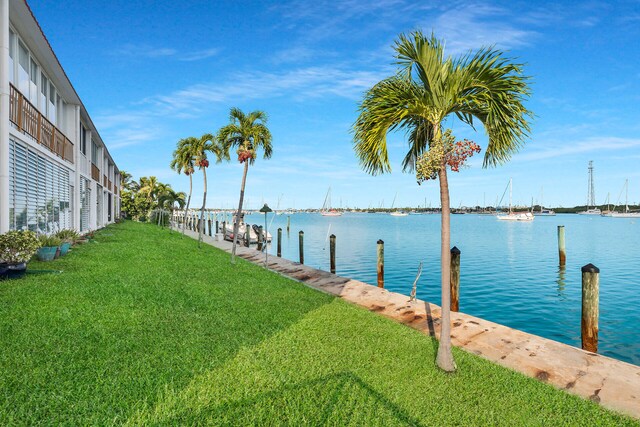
[154,372,425,426]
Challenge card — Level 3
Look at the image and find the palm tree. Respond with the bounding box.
[352,31,532,371]
[139,176,159,203]
[192,133,230,245]
[170,138,197,235]
[119,170,133,192]
[158,188,186,230]
[218,108,273,263]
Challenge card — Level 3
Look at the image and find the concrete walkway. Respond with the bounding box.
[183,228,640,419]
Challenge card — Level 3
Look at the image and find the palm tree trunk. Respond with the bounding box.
[198,168,207,246]
[436,160,456,372]
[182,175,192,235]
[231,161,250,263]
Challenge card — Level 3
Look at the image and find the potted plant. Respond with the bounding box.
[37,235,62,262]
[54,229,79,256]
[0,230,41,280]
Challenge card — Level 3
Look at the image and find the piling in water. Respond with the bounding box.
[208,219,212,237]
[277,228,282,257]
[245,225,250,247]
[257,226,264,251]
[581,263,599,353]
[330,234,336,274]
[450,246,461,312]
[287,216,291,232]
[215,220,219,234]
[299,231,304,264]
[558,225,566,266]
[377,239,384,288]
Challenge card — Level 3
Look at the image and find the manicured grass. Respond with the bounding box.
[0,221,634,425]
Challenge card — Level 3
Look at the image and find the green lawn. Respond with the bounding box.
[0,221,634,426]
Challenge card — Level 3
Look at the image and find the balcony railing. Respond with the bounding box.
[108,179,113,193]
[9,84,74,164]
[103,174,107,187]
[91,163,100,182]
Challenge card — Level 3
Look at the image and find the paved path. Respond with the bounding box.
[183,228,640,419]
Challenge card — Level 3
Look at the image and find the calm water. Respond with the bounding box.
[242,212,640,366]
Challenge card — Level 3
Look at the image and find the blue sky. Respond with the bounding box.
[31,0,640,209]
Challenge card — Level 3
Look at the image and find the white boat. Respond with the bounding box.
[224,213,272,243]
[320,186,342,216]
[389,192,408,216]
[578,208,601,215]
[534,208,556,216]
[496,178,534,222]
[605,179,640,218]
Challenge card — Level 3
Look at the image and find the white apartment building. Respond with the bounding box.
[0,0,120,235]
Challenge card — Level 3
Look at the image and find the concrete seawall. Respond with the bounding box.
[182,228,640,419]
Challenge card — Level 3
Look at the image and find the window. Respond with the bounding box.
[29,61,38,104]
[9,29,15,84]
[18,41,30,96]
[48,82,57,125]
[8,139,72,232]
[80,124,87,155]
[91,141,99,165]
[80,178,91,232]
[40,72,48,114]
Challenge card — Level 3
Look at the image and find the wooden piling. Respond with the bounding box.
[257,226,264,251]
[245,225,250,247]
[299,231,304,264]
[329,234,336,274]
[222,221,226,238]
[377,239,384,288]
[558,225,566,266]
[277,228,282,257]
[287,216,291,232]
[215,220,219,234]
[208,219,212,236]
[581,263,599,353]
[450,246,461,312]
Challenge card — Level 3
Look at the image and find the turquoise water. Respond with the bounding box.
[244,212,640,366]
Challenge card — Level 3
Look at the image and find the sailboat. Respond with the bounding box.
[496,178,534,221]
[320,187,342,216]
[605,179,640,218]
[533,187,556,216]
[389,193,408,216]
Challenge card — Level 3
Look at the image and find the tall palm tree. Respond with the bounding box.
[353,31,532,371]
[170,137,197,235]
[192,133,230,245]
[218,108,273,263]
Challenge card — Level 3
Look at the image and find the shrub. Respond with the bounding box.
[55,229,80,243]
[0,230,41,264]
[39,235,62,248]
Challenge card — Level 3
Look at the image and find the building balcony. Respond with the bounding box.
[91,163,100,182]
[9,84,74,164]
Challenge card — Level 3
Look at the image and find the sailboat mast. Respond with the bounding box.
[509,178,513,214]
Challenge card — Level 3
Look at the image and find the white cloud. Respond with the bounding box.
[516,136,640,162]
[113,44,219,61]
[431,4,538,55]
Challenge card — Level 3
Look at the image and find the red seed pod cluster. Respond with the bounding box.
[238,151,253,163]
[200,159,209,168]
[446,139,481,172]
